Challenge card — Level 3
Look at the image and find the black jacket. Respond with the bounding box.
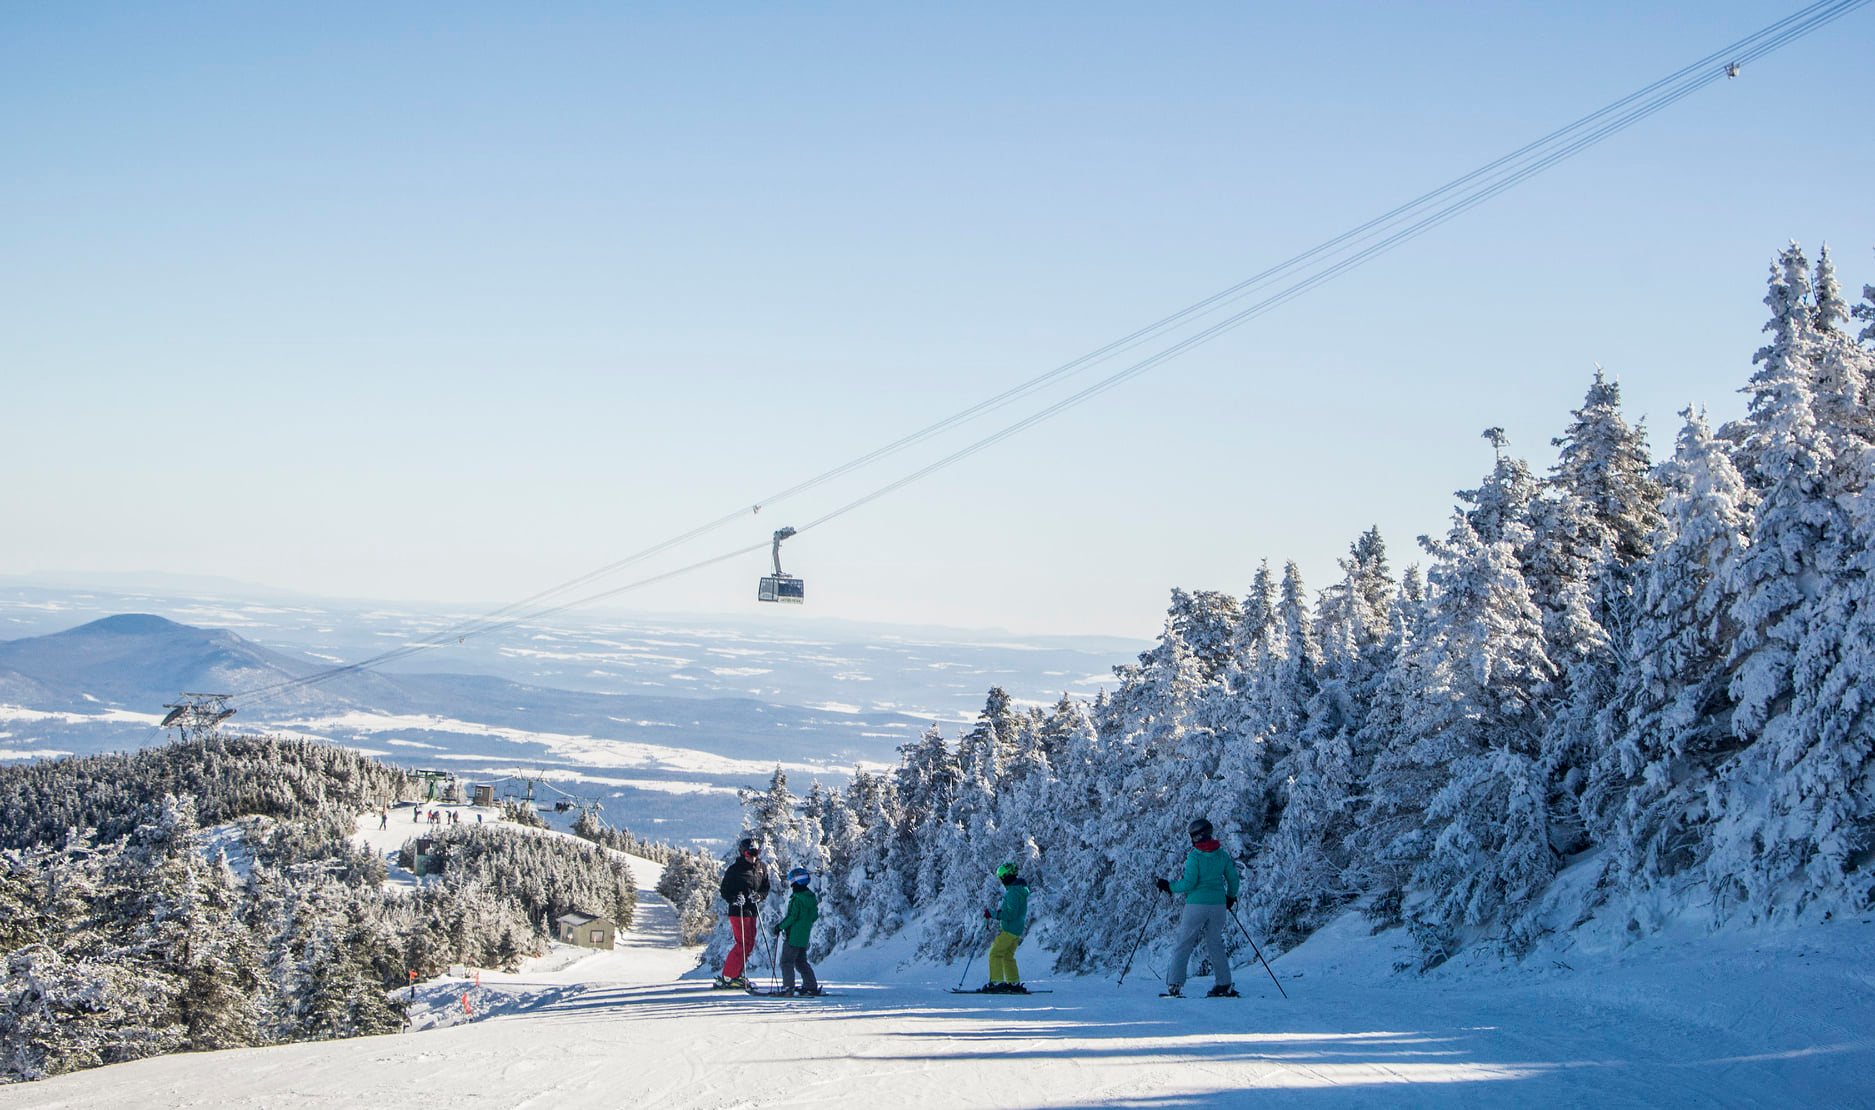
[719,857,771,917]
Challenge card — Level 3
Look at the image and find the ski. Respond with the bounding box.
[949,988,1053,995]
[743,988,834,998]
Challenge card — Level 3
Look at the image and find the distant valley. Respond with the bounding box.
[0,582,1138,845]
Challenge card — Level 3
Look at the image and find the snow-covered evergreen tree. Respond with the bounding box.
[1391,510,1558,961]
[1584,408,1750,897]
[1853,247,1875,343]
[1250,530,1399,944]
[1460,428,1541,546]
[1809,244,1875,470]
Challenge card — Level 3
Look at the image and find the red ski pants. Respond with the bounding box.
[724,915,758,980]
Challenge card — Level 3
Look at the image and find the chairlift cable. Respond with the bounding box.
[789,0,1871,535]
[217,0,1866,710]
[230,0,1853,695]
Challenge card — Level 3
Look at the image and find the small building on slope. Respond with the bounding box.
[555,910,616,950]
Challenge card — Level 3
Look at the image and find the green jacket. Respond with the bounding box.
[996,878,1029,937]
[774,887,819,948]
[1170,846,1240,905]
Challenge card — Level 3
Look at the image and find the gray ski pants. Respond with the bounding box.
[1166,902,1231,990]
[781,943,818,993]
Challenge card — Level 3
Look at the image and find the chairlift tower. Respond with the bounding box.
[159,693,235,741]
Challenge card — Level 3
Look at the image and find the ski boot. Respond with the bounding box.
[1159,984,1182,998]
[1206,984,1240,998]
[1002,983,1030,995]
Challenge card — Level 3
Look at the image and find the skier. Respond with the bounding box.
[379,809,388,830]
[770,867,822,996]
[980,862,1029,993]
[715,836,771,989]
[1153,818,1240,997]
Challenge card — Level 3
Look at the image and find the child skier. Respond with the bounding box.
[770,867,822,996]
[1153,817,1241,998]
[981,862,1029,993]
[715,836,771,988]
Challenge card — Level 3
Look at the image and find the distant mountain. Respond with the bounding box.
[0,664,55,704]
[0,614,397,713]
[0,614,932,768]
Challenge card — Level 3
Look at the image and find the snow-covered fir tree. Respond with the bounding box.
[1583,407,1750,902]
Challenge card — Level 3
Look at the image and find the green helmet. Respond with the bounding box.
[995,862,1019,880]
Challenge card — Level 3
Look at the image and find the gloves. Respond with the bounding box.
[982,908,994,921]
[1153,877,1171,894]
[1226,896,1237,911]
[772,924,784,937]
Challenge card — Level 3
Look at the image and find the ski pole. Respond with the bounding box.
[1118,841,1184,985]
[1227,907,1288,1000]
[955,911,986,990]
[765,912,782,994]
[1116,890,1167,985]
[955,939,980,989]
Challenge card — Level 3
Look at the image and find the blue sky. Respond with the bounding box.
[3,2,1872,638]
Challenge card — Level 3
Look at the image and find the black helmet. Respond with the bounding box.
[1187,818,1213,841]
[737,836,763,857]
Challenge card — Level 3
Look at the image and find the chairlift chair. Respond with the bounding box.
[757,526,805,604]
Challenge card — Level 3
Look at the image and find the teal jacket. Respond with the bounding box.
[996,878,1029,937]
[1170,846,1240,905]
[774,887,819,948]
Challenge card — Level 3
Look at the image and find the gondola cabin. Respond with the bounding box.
[758,527,805,604]
[758,574,805,604]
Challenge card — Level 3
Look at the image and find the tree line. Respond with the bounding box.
[717,241,1875,974]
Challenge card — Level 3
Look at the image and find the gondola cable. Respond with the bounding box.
[217,0,1868,711]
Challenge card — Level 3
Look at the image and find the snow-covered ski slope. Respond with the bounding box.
[6,878,1870,1109]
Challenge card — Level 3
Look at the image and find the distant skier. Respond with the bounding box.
[979,862,1029,993]
[770,867,822,996]
[379,809,388,830]
[715,836,771,988]
[1153,818,1240,998]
